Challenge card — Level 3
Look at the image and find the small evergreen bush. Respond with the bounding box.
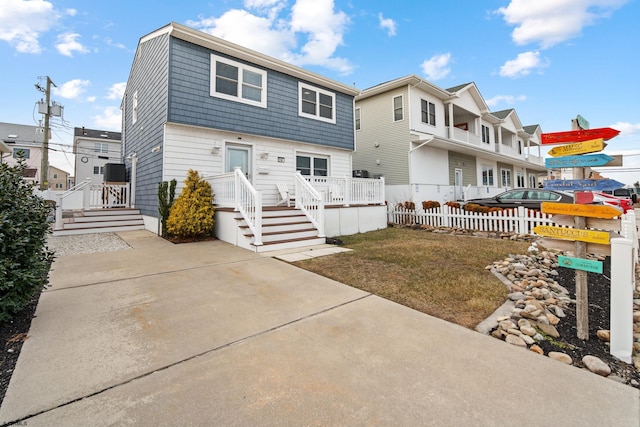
[0,160,54,322]
[158,179,177,237]
[166,170,215,240]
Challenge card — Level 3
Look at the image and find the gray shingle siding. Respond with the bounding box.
[167,38,354,150]
[122,33,170,219]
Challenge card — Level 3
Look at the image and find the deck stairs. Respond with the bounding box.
[52,208,145,236]
[235,206,326,253]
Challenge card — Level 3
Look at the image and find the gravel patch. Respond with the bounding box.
[47,233,132,257]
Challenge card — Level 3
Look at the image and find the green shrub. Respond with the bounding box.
[166,170,215,239]
[158,179,177,237]
[0,160,54,323]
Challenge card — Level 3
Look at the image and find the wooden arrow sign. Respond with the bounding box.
[541,202,623,219]
[541,127,620,145]
[547,138,605,157]
[534,225,611,244]
[552,215,621,232]
[543,178,624,191]
[557,255,603,274]
[545,153,614,168]
[537,238,611,256]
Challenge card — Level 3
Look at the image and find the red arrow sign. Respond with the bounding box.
[541,127,620,145]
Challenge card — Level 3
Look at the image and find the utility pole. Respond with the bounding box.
[37,76,57,191]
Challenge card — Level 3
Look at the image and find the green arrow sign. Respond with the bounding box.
[558,255,603,274]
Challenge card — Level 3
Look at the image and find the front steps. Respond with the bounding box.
[53,208,145,236]
[236,207,325,253]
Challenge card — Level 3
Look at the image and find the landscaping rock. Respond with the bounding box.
[549,352,573,365]
[505,334,527,348]
[582,355,611,377]
[596,330,611,342]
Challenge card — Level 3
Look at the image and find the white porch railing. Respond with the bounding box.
[448,127,482,146]
[52,178,130,229]
[305,176,386,206]
[294,171,325,237]
[207,171,236,207]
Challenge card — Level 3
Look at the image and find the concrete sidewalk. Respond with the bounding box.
[1,231,638,426]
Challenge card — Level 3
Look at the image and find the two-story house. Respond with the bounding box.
[121,22,385,251]
[0,122,46,183]
[353,76,546,205]
[73,127,122,184]
[48,165,70,190]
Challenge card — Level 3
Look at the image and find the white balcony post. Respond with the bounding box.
[317,195,326,237]
[380,176,386,205]
[55,192,63,230]
[254,191,263,246]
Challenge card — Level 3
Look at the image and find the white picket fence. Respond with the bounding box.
[388,204,555,235]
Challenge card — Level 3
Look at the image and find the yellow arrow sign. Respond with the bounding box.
[548,138,605,157]
[541,202,622,219]
[534,225,611,245]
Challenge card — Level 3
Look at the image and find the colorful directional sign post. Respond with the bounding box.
[539,123,621,341]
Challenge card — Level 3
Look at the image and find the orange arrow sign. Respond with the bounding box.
[547,138,605,157]
[534,225,611,245]
[541,202,623,219]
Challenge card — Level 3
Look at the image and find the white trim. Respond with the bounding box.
[298,82,336,124]
[295,150,330,176]
[211,54,267,108]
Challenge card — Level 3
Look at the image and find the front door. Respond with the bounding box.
[226,145,251,181]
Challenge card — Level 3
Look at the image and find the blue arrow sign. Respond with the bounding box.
[543,179,625,191]
[545,153,615,168]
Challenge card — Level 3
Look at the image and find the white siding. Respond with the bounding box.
[164,123,352,205]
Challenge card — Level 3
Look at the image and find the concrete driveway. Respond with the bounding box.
[1,231,638,426]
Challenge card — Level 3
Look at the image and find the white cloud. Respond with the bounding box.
[499,51,548,78]
[92,106,122,131]
[187,0,353,75]
[53,79,90,99]
[378,13,397,36]
[86,96,96,102]
[420,53,452,81]
[106,82,127,100]
[0,0,58,53]
[65,8,77,16]
[485,94,527,107]
[56,33,89,57]
[496,0,628,48]
[609,121,640,137]
[105,37,126,49]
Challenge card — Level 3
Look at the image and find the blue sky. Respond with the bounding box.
[1,0,639,185]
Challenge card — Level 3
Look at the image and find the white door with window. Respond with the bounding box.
[226,145,251,180]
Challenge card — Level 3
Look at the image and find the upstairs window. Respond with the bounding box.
[13,148,30,159]
[393,95,403,121]
[421,99,436,126]
[299,83,335,123]
[132,90,138,124]
[95,143,108,153]
[482,125,491,144]
[355,107,361,130]
[211,54,267,108]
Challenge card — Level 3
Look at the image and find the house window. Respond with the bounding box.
[298,82,335,123]
[13,148,30,159]
[296,154,328,176]
[421,99,436,126]
[482,125,491,144]
[501,169,512,187]
[53,173,58,179]
[529,174,538,188]
[132,90,138,124]
[355,107,361,130]
[55,183,63,189]
[482,165,494,186]
[211,54,267,108]
[93,166,104,175]
[518,140,523,155]
[95,143,108,153]
[393,95,403,121]
[516,172,525,188]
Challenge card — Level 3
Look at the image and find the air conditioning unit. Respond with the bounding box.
[104,163,126,183]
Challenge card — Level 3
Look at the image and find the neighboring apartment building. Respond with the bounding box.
[48,165,70,190]
[353,77,547,204]
[122,22,361,232]
[73,127,122,184]
[0,122,46,183]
